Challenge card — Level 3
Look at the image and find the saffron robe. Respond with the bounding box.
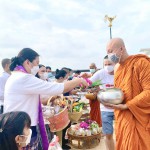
[89,98,102,126]
[114,54,150,150]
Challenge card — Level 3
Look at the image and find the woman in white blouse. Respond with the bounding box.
[4,48,88,150]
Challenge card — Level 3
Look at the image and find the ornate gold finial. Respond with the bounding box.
[104,15,116,27]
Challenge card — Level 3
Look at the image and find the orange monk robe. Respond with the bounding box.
[114,54,150,150]
[89,98,102,127]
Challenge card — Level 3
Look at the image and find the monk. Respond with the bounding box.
[102,38,150,150]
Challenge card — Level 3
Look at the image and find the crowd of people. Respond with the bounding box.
[0,37,150,150]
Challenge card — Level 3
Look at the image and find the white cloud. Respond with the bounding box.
[0,0,150,73]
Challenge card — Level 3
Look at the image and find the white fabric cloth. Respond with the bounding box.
[4,72,64,126]
[0,72,10,105]
[90,69,114,112]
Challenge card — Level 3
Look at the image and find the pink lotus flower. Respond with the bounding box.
[80,122,89,129]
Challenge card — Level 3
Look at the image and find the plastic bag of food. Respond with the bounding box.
[48,135,62,150]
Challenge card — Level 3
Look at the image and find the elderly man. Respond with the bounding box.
[0,58,11,114]
[104,38,150,150]
[81,63,98,78]
[89,63,98,75]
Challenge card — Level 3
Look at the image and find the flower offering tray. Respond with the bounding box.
[67,128,101,149]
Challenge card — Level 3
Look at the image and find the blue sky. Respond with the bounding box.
[0,0,150,72]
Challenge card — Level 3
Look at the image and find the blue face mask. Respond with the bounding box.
[108,53,120,64]
[48,72,53,78]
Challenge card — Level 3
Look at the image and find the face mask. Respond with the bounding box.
[31,66,39,75]
[90,69,96,73]
[40,72,48,80]
[108,53,120,64]
[18,129,32,147]
[48,72,53,78]
[104,65,114,73]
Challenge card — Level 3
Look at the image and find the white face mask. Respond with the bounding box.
[90,69,96,73]
[40,72,48,80]
[104,65,114,73]
[18,129,32,147]
[31,66,39,75]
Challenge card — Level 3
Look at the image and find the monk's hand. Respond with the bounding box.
[109,103,128,110]
[101,101,128,110]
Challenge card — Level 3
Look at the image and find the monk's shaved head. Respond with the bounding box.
[106,38,126,54]
[107,38,125,50]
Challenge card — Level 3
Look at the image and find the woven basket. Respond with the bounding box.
[48,106,70,132]
[68,111,83,122]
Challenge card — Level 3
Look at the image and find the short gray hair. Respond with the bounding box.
[1,58,10,69]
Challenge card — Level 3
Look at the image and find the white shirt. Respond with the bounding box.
[4,72,64,126]
[90,69,114,112]
[0,72,10,105]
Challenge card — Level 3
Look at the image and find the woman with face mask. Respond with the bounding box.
[35,64,48,81]
[4,48,88,150]
[89,55,115,150]
[0,111,31,150]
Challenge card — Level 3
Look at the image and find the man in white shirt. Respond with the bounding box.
[90,55,115,150]
[0,58,11,114]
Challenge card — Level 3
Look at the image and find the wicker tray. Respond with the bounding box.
[67,128,101,149]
